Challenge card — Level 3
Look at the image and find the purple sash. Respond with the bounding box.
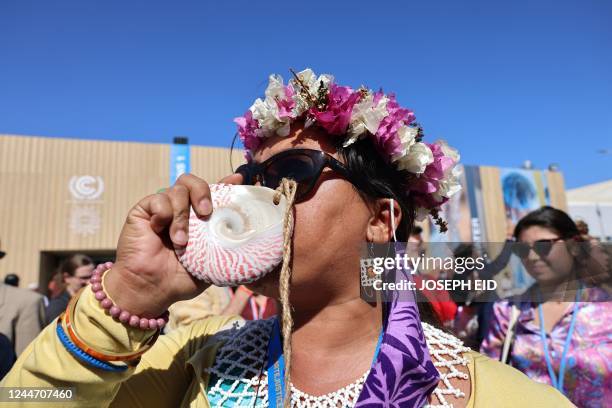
[355,245,440,408]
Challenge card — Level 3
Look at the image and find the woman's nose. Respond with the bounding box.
[527,247,540,261]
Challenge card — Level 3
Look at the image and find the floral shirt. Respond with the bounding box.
[481,288,611,408]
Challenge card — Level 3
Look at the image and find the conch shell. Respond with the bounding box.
[175,183,290,286]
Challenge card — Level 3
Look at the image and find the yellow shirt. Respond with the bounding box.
[166,286,232,333]
[1,286,573,407]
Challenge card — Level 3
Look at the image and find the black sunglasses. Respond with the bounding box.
[235,148,363,202]
[511,239,564,259]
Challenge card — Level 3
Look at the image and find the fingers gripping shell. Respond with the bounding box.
[175,184,291,286]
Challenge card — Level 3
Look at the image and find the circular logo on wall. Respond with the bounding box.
[68,176,104,201]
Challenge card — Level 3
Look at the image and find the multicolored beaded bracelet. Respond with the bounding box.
[90,262,169,331]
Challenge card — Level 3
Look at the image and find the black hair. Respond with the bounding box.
[514,206,580,240]
[230,127,441,325]
[59,254,93,277]
[335,137,441,325]
[4,274,19,287]
[335,137,416,242]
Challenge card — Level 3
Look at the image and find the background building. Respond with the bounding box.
[1,133,570,293]
[567,179,612,241]
[0,134,243,292]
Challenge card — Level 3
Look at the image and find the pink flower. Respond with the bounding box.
[234,110,261,152]
[374,94,416,160]
[310,84,361,135]
[276,85,296,120]
[410,142,456,208]
[423,143,456,178]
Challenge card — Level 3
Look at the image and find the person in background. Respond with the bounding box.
[25,283,50,308]
[0,246,45,356]
[575,219,589,236]
[1,69,572,407]
[409,225,423,243]
[481,206,611,407]
[221,286,278,320]
[165,286,232,332]
[452,239,514,349]
[0,333,16,380]
[407,226,457,326]
[0,283,45,356]
[46,271,65,299]
[449,244,481,349]
[572,219,612,291]
[405,226,425,275]
[45,254,94,324]
[3,274,19,287]
[580,236,612,293]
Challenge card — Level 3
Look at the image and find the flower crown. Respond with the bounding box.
[234,68,461,232]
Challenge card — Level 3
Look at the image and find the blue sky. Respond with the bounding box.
[1,0,610,188]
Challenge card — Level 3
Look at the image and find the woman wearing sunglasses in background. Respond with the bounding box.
[481,206,611,407]
[2,70,572,407]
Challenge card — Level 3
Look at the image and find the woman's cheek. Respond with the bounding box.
[547,246,575,278]
[291,180,368,267]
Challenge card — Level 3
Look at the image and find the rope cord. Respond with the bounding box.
[273,178,298,408]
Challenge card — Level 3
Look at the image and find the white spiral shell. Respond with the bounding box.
[175,183,291,286]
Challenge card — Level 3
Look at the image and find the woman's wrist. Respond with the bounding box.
[104,265,170,319]
[64,288,160,363]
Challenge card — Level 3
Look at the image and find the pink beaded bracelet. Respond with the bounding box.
[90,262,169,331]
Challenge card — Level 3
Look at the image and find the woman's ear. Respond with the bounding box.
[366,198,402,243]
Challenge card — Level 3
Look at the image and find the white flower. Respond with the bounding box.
[434,165,462,201]
[249,98,275,137]
[344,93,389,146]
[264,74,286,105]
[294,68,333,94]
[436,140,460,173]
[249,101,272,131]
[292,68,333,116]
[390,125,419,163]
[293,90,311,118]
[294,68,316,87]
[248,74,295,137]
[426,140,462,201]
[396,142,433,174]
[314,74,334,93]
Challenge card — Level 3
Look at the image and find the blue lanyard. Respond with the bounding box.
[267,319,286,408]
[537,285,582,394]
[266,318,383,407]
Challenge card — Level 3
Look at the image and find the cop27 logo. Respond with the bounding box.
[68,176,104,200]
[69,205,101,236]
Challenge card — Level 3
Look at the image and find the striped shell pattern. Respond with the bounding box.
[175,183,290,286]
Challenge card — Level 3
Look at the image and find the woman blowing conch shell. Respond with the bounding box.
[1,69,573,407]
